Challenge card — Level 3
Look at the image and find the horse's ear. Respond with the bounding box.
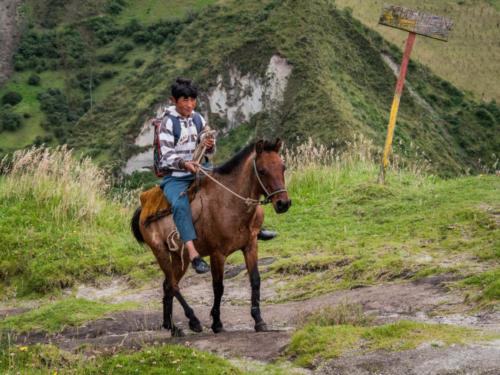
[274,138,282,152]
[255,140,264,154]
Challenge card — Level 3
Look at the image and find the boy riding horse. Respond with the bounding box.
[158,78,276,274]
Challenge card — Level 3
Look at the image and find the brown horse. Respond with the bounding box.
[131,139,291,336]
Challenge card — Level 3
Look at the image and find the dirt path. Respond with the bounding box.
[0,0,22,86]
[317,340,500,375]
[3,260,500,373]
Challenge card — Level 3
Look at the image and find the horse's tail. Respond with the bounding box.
[131,207,144,244]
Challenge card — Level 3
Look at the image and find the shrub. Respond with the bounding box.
[117,42,134,52]
[106,0,126,15]
[28,74,41,85]
[0,110,23,131]
[97,53,116,63]
[1,91,23,106]
[122,18,142,36]
[475,108,496,128]
[99,70,117,80]
[132,31,150,44]
[134,58,145,68]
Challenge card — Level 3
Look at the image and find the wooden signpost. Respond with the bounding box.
[378,5,453,183]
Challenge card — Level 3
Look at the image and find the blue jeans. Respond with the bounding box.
[160,174,196,242]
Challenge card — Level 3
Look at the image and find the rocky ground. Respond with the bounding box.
[0,0,22,86]
[2,258,499,374]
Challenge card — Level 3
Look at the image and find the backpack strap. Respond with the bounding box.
[168,112,204,146]
[192,112,203,135]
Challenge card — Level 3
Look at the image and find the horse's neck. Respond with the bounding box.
[210,155,260,206]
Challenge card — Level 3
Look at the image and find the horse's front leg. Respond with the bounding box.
[210,252,226,333]
[243,240,268,332]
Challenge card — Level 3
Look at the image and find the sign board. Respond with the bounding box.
[379,5,453,41]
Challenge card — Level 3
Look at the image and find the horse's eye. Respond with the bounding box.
[258,169,267,175]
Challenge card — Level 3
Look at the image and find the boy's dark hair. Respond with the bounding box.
[171,77,198,100]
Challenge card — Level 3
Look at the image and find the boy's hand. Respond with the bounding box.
[184,161,200,174]
[203,137,215,150]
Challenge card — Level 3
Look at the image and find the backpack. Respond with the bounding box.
[152,111,204,178]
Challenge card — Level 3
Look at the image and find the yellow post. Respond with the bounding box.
[379,32,416,183]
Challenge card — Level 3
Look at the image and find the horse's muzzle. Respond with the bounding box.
[275,199,291,213]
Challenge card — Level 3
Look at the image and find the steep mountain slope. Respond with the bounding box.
[74,0,498,175]
[1,0,498,176]
[335,0,500,102]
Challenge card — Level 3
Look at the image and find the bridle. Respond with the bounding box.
[252,159,287,205]
[198,157,287,206]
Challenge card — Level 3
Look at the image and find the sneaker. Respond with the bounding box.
[191,256,210,274]
[257,228,277,241]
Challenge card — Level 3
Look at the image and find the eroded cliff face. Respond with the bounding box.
[0,0,22,86]
[208,55,292,130]
[123,54,293,174]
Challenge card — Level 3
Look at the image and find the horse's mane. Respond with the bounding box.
[213,140,278,175]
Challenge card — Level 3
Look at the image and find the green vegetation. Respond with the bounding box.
[0,298,136,334]
[258,139,499,302]
[0,341,240,374]
[0,0,211,152]
[1,139,498,306]
[1,0,498,177]
[288,316,495,367]
[1,92,23,106]
[0,147,156,298]
[335,0,500,102]
[460,269,500,303]
[115,0,219,25]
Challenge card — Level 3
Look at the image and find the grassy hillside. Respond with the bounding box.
[0,142,497,373]
[1,143,498,304]
[72,0,498,176]
[0,0,498,177]
[0,0,219,151]
[335,0,500,102]
[0,147,156,298]
[260,140,499,305]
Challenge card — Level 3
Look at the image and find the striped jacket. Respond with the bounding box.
[158,106,215,178]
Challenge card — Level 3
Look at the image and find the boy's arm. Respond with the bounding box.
[159,117,187,170]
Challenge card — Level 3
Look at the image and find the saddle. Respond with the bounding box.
[139,182,200,227]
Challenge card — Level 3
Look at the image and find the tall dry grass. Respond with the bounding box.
[284,134,431,172]
[284,134,377,171]
[0,146,109,223]
[281,135,434,198]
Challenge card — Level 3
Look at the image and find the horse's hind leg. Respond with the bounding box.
[147,240,184,337]
[162,279,184,337]
[210,252,226,333]
[172,253,203,333]
[243,241,268,332]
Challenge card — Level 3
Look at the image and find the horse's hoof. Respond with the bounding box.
[212,323,225,334]
[171,326,185,337]
[189,320,203,333]
[254,321,268,332]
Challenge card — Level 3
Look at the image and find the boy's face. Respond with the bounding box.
[172,96,196,117]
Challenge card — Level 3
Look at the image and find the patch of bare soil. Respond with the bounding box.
[316,341,500,375]
[5,263,500,373]
[0,0,22,86]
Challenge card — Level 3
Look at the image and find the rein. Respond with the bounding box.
[197,158,287,207]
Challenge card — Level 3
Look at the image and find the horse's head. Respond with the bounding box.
[254,139,291,214]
